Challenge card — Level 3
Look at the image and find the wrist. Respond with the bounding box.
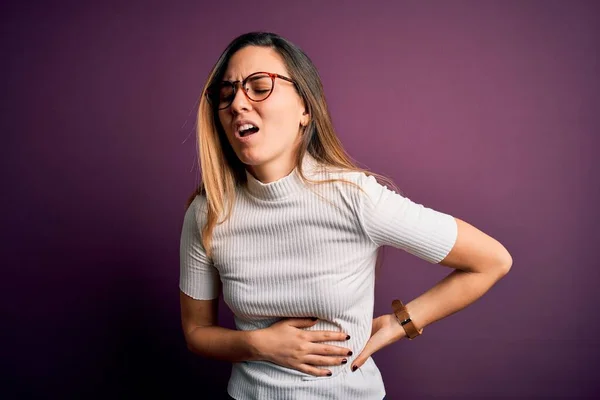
[388,313,407,340]
[245,329,266,361]
[391,299,423,340]
[404,303,423,332]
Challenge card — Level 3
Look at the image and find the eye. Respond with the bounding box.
[219,84,234,99]
[246,75,272,99]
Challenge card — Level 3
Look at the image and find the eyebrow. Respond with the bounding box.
[221,72,266,83]
[221,75,246,83]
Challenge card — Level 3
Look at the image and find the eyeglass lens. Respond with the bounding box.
[216,73,273,109]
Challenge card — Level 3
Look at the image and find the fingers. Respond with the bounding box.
[297,355,348,377]
[351,318,401,371]
[307,343,353,358]
[303,354,349,367]
[307,330,351,343]
[276,317,355,377]
[285,319,351,344]
[296,364,335,377]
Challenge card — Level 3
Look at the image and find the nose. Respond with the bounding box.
[229,83,252,114]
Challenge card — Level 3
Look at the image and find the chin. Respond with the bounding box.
[234,151,268,167]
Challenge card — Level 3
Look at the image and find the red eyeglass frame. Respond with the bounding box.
[205,71,296,110]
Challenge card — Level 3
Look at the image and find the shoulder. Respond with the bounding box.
[318,167,384,196]
[304,167,394,214]
[185,193,209,224]
[319,165,369,183]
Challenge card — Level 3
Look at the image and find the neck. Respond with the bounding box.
[246,152,298,184]
[243,152,320,202]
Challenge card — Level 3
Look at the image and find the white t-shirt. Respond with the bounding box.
[180,153,458,399]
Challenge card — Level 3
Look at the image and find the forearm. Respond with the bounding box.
[185,325,261,363]
[405,266,508,331]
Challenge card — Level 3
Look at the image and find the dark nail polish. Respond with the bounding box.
[341,359,347,364]
[327,371,332,376]
[347,351,353,356]
[352,365,358,372]
[310,317,318,321]
[346,335,351,340]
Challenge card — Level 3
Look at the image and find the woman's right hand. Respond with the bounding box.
[248,317,353,377]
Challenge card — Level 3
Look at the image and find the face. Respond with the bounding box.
[217,46,308,174]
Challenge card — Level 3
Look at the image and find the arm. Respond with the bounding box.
[180,290,261,362]
[351,174,512,370]
[404,217,512,332]
[179,196,260,362]
[356,173,512,329]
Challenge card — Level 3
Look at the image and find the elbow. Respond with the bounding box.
[494,247,513,278]
[184,335,194,353]
[183,326,206,355]
[496,259,512,279]
[185,339,201,355]
[183,328,197,354]
[186,343,196,354]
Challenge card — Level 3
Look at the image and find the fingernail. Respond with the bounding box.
[346,335,351,340]
[352,365,358,372]
[327,371,332,376]
[341,359,347,364]
[347,351,353,356]
[310,317,318,321]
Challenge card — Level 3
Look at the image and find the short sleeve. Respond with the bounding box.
[179,196,220,299]
[357,173,458,264]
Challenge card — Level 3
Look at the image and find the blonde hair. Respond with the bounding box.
[186,32,405,275]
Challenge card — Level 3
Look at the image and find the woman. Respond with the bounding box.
[179,31,512,400]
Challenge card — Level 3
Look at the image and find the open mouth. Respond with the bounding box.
[239,126,259,137]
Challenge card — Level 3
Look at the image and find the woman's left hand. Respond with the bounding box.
[351,313,406,371]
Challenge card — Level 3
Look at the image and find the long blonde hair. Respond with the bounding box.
[186,32,405,275]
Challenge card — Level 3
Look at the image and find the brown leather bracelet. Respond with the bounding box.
[391,299,423,340]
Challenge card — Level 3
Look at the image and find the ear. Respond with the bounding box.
[300,110,310,127]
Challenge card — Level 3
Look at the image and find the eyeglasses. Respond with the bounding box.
[205,71,296,110]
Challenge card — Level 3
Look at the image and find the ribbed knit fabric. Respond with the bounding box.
[179,153,458,400]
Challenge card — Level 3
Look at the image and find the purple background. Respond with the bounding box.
[3,0,599,398]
